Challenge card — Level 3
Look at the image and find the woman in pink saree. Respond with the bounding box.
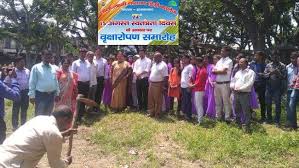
[55,58,78,114]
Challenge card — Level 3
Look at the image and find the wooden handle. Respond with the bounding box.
[66,134,74,157]
[77,97,98,107]
[66,94,83,157]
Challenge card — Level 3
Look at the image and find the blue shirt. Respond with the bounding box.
[28,62,60,98]
[0,79,20,118]
[286,63,298,90]
[249,61,266,83]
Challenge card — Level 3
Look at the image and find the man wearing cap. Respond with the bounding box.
[94,46,107,107]
[29,50,60,116]
[133,47,152,111]
[71,48,91,122]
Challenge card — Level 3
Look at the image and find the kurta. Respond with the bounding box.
[168,68,181,98]
[110,61,129,110]
[205,64,217,118]
[102,64,112,105]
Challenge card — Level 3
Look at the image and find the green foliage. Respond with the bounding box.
[180,0,299,51]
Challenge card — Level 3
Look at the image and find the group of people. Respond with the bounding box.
[1,46,299,134]
[0,45,299,167]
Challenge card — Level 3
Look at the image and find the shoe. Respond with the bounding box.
[225,119,232,124]
[292,126,298,131]
[185,116,192,122]
[197,120,202,125]
[146,113,154,118]
[259,119,266,124]
[275,123,280,128]
[242,125,251,134]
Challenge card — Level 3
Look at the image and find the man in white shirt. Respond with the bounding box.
[180,55,194,121]
[212,46,233,122]
[94,46,107,106]
[230,58,255,132]
[131,55,140,108]
[71,48,90,122]
[87,51,98,101]
[0,105,75,167]
[133,48,152,111]
[148,51,168,118]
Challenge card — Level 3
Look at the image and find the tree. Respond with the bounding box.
[0,0,68,67]
[53,0,97,48]
[180,0,298,52]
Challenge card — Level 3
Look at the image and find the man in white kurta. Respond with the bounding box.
[0,106,73,168]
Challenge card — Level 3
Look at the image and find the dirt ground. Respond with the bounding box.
[37,126,206,168]
[37,126,117,168]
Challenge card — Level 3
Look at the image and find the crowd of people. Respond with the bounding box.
[0,45,298,167]
[0,46,298,139]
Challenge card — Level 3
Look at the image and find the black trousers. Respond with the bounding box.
[12,89,29,130]
[254,82,266,120]
[181,88,192,119]
[136,77,149,110]
[0,117,6,144]
[95,77,105,105]
[77,81,90,122]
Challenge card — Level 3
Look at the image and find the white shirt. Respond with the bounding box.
[51,64,60,72]
[0,116,66,168]
[133,57,152,79]
[90,61,98,86]
[215,57,233,82]
[230,68,256,92]
[72,59,91,82]
[181,64,193,88]
[94,57,107,77]
[149,61,168,82]
[132,63,137,83]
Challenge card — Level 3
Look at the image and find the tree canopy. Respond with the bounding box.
[0,0,298,64]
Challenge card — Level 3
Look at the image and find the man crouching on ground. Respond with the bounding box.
[0,105,76,168]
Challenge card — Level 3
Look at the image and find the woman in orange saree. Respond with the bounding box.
[55,58,78,114]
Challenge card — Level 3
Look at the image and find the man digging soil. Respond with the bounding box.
[0,105,77,168]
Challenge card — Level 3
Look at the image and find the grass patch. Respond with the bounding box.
[4,100,34,131]
[90,111,299,167]
[92,113,159,152]
[173,120,299,167]
[3,100,299,167]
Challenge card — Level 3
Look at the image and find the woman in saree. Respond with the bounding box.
[55,58,78,114]
[110,51,131,112]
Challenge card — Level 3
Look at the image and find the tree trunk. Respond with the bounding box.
[248,31,266,52]
[26,51,33,68]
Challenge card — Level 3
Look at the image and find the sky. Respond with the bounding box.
[24,0,33,5]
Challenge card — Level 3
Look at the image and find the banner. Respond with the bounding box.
[98,0,179,45]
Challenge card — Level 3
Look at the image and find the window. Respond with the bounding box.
[4,39,11,49]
